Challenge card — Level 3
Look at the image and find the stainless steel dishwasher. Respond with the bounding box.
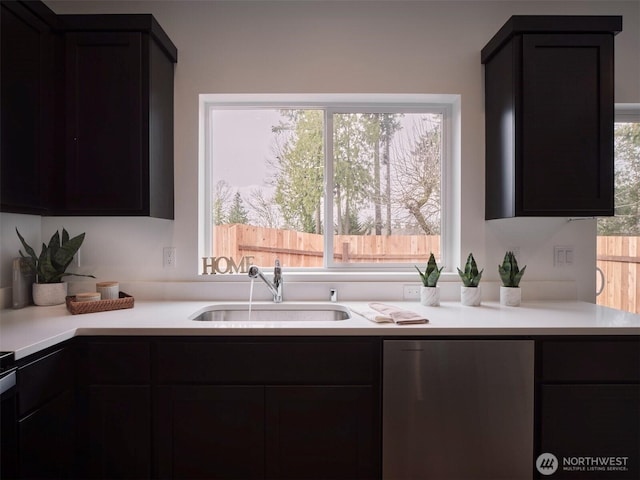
[383,340,534,480]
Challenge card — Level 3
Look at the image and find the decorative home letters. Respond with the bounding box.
[201,256,255,275]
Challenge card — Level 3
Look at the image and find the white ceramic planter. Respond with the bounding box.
[420,286,440,306]
[32,282,67,306]
[500,286,522,307]
[460,286,481,306]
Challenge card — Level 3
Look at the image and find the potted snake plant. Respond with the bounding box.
[498,251,526,306]
[17,228,94,306]
[415,253,444,306]
[457,253,484,306]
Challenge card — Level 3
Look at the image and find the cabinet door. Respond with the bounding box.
[520,33,614,216]
[266,386,378,480]
[65,32,146,214]
[539,384,639,479]
[0,1,58,214]
[155,386,265,479]
[77,385,151,479]
[18,389,74,479]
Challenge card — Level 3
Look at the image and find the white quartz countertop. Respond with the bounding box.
[1,300,638,360]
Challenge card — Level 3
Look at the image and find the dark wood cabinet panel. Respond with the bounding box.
[18,389,74,479]
[155,385,265,479]
[60,14,177,218]
[0,3,177,217]
[77,385,152,479]
[539,385,640,479]
[155,337,381,480]
[18,347,73,416]
[482,16,621,219]
[76,339,151,384]
[75,340,152,478]
[16,344,75,479]
[64,32,145,214]
[157,339,377,384]
[266,386,378,480]
[541,340,640,382]
[0,0,61,214]
[536,337,640,479]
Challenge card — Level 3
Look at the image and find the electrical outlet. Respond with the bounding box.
[403,285,421,300]
[163,247,177,268]
[553,245,574,267]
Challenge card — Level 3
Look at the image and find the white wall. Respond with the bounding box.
[2,0,639,303]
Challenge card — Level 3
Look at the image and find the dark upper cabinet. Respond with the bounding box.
[0,0,62,214]
[61,15,177,218]
[0,4,177,218]
[482,16,621,219]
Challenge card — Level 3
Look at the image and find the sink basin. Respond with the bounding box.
[190,303,351,322]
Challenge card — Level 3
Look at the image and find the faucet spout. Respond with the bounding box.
[248,260,283,303]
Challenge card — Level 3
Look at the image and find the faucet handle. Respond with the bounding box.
[248,265,260,278]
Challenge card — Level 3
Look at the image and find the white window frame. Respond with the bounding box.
[199,93,461,275]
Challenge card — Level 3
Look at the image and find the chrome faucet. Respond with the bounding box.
[248,259,283,303]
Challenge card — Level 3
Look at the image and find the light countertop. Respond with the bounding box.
[1,300,638,360]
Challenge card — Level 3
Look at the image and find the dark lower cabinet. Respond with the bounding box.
[78,385,152,479]
[154,338,381,480]
[537,339,640,479]
[76,340,152,479]
[156,386,265,479]
[155,384,377,480]
[540,385,639,479]
[15,346,75,479]
[18,389,74,479]
[266,386,376,479]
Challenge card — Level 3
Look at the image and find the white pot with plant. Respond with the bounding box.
[17,228,94,306]
[415,253,444,306]
[499,251,526,307]
[457,253,484,306]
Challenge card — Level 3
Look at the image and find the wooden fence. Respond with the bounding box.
[597,236,640,314]
[213,224,440,267]
[214,226,638,313]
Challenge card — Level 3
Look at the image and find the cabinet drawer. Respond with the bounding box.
[18,348,73,416]
[156,339,378,384]
[77,340,150,384]
[541,340,640,382]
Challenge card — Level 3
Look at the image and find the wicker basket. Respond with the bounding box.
[66,292,134,315]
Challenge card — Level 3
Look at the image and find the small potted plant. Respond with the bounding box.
[415,253,444,306]
[17,228,94,306]
[457,253,483,306]
[498,251,526,306]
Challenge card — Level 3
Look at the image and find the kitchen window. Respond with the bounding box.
[596,104,640,313]
[199,94,458,273]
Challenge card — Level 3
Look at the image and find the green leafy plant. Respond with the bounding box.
[16,228,94,284]
[415,253,444,287]
[498,251,526,287]
[457,253,483,287]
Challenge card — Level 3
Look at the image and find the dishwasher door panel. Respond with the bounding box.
[383,340,534,480]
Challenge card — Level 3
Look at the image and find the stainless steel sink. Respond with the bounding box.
[190,302,351,322]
